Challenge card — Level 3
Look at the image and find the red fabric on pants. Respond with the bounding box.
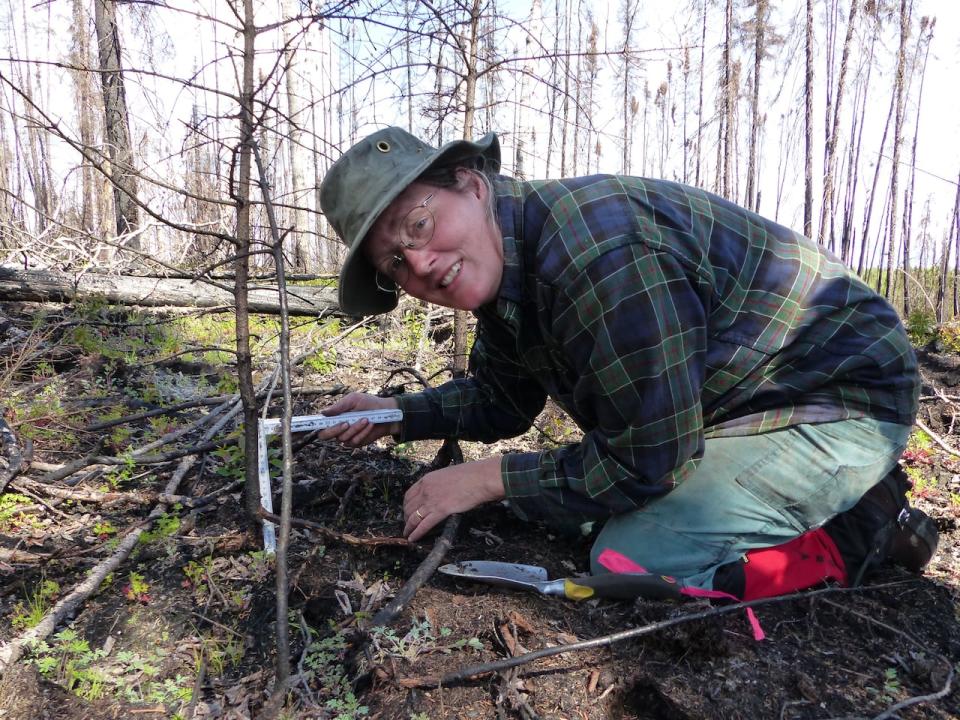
[741,527,848,600]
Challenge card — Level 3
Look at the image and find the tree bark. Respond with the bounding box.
[452,0,483,381]
[884,0,910,305]
[804,0,815,238]
[92,0,139,244]
[0,267,339,315]
[232,0,264,533]
[819,0,858,252]
[281,0,312,271]
[745,0,767,212]
[902,17,932,318]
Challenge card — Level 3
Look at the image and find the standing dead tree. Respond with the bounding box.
[883,0,911,304]
[93,0,140,245]
[818,0,858,252]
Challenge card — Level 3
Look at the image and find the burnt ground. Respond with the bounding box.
[0,301,958,720]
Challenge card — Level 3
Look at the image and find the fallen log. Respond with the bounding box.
[0,267,341,316]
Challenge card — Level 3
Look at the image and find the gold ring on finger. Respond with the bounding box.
[415,508,424,520]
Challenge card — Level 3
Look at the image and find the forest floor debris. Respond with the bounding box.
[0,300,957,719]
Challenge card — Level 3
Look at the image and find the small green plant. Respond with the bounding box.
[123,572,151,603]
[11,579,60,629]
[906,309,937,346]
[881,667,901,701]
[369,618,441,662]
[303,349,337,374]
[103,453,137,489]
[0,492,40,530]
[93,520,117,538]
[904,465,934,500]
[196,632,245,677]
[303,630,369,719]
[937,319,960,354]
[212,442,245,481]
[29,632,192,708]
[139,509,181,545]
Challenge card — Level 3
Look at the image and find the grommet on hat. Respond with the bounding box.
[320,127,500,316]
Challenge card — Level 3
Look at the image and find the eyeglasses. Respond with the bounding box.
[374,193,435,292]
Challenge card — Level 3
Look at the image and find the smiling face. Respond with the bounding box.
[362,169,504,311]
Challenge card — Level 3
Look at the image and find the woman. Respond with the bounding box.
[316,126,935,600]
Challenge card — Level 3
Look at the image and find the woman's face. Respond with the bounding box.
[363,170,504,311]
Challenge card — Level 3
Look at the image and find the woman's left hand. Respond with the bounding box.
[403,457,505,541]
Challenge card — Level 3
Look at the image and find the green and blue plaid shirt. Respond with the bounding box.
[396,176,919,525]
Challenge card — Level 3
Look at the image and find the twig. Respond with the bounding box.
[13,476,243,509]
[396,580,918,688]
[914,418,960,458]
[819,598,955,720]
[84,395,232,432]
[257,508,414,548]
[39,439,225,484]
[333,471,366,526]
[367,514,462,629]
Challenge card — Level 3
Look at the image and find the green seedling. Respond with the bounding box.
[0,492,40,531]
[30,631,192,708]
[123,572,151,603]
[11,579,60,629]
[139,509,181,545]
[93,520,117,539]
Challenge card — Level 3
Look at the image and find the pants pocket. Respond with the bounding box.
[733,438,847,533]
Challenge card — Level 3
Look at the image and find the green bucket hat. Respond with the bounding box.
[320,126,500,316]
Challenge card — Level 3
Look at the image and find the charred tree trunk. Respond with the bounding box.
[884,0,910,306]
[745,0,767,212]
[235,0,261,527]
[281,0,311,271]
[902,17,933,318]
[72,0,98,235]
[951,172,960,319]
[819,0,858,253]
[93,0,139,245]
[452,0,483,382]
[804,0,814,238]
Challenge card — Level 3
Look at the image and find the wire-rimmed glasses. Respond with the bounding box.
[374,193,435,292]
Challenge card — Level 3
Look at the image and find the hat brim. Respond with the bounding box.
[337,133,500,316]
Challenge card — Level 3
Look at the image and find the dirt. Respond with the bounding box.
[0,302,958,720]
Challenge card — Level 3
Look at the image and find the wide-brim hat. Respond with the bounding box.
[319,127,501,316]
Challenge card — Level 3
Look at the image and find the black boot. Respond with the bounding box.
[824,465,938,586]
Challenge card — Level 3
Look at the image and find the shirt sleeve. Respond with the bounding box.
[502,240,710,526]
[394,323,548,444]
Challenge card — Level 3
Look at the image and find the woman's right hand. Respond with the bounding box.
[315,393,402,448]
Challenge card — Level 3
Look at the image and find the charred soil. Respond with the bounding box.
[0,302,957,720]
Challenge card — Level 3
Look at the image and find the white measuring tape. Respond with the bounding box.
[257,408,403,552]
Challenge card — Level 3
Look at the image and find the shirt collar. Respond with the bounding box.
[478,177,525,330]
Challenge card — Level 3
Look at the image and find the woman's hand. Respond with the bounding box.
[316,392,401,448]
[402,457,505,541]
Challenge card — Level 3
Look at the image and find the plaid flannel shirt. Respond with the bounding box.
[395,176,918,526]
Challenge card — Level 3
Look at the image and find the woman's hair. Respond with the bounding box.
[416,157,499,224]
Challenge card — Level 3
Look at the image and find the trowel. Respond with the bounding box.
[438,560,682,601]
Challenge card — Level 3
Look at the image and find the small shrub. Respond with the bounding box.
[937,320,960,354]
[906,309,937,346]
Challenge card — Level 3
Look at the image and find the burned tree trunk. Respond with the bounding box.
[93,0,139,244]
